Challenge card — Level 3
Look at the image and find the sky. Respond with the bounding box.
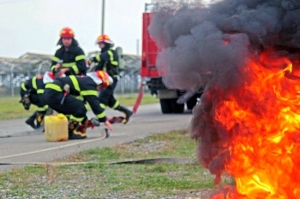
[0,0,151,58]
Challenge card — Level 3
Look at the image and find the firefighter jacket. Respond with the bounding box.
[50,42,87,76]
[45,75,107,122]
[20,75,48,111]
[92,48,119,79]
[21,75,46,97]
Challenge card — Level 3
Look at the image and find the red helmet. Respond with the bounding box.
[95,70,111,88]
[96,34,113,44]
[86,70,112,88]
[60,27,74,38]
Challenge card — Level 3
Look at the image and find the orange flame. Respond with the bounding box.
[210,51,300,199]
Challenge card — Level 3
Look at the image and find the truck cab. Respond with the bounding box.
[141,4,202,114]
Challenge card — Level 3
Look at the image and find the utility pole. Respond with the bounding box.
[101,0,105,34]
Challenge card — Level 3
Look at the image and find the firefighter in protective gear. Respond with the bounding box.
[50,27,87,77]
[44,70,113,140]
[89,34,133,124]
[20,72,55,129]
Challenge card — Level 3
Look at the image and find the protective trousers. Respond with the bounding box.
[20,90,48,129]
[98,78,119,109]
[44,88,86,123]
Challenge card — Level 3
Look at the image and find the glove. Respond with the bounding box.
[90,117,100,126]
[20,94,31,110]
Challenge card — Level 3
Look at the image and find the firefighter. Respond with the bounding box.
[90,34,133,124]
[50,27,87,77]
[43,70,113,140]
[20,71,55,129]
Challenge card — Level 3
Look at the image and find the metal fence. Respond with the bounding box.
[0,54,143,98]
[0,61,50,97]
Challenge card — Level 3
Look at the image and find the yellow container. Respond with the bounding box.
[44,114,68,142]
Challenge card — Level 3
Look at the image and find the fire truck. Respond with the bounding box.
[140,4,202,114]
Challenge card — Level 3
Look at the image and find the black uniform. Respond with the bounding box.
[44,75,106,123]
[92,46,120,109]
[91,44,133,124]
[50,41,87,76]
[93,47,119,79]
[20,75,48,112]
[20,75,49,129]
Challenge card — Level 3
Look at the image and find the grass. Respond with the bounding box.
[0,130,233,198]
[0,93,158,120]
[0,97,33,120]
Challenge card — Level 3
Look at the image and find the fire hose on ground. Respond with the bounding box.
[0,157,194,166]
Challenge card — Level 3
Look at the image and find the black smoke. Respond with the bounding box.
[148,0,300,186]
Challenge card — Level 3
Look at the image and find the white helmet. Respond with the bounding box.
[43,71,55,84]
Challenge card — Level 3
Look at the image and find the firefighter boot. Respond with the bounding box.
[25,111,37,129]
[68,120,87,140]
[116,105,133,124]
[36,112,46,129]
[79,119,89,138]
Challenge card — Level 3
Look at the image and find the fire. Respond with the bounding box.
[205,51,300,199]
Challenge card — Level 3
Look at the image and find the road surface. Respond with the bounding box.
[0,103,193,173]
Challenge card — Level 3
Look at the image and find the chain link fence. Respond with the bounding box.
[0,53,143,97]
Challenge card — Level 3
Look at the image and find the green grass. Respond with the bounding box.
[0,130,233,198]
[0,93,158,120]
[0,97,36,120]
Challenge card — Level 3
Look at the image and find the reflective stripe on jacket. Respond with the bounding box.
[93,49,119,78]
[50,43,87,76]
[45,75,106,122]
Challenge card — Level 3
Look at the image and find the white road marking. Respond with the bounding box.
[0,135,106,160]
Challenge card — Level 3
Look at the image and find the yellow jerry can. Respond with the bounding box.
[44,114,68,142]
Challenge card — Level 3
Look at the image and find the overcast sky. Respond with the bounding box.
[0,0,151,58]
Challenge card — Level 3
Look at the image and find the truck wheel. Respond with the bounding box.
[186,95,198,110]
[171,99,184,113]
[160,99,172,114]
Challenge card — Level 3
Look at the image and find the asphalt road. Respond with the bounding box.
[0,103,193,173]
